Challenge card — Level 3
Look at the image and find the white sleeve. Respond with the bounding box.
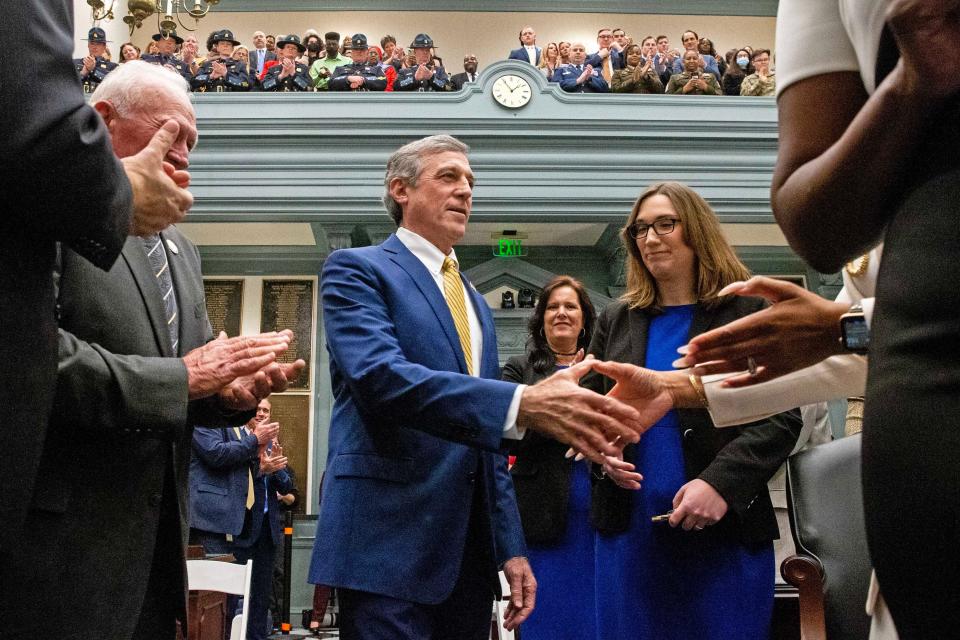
[775,0,860,98]
[704,355,868,427]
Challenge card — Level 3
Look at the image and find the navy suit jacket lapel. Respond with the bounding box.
[383,234,470,375]
[121,237,175,358]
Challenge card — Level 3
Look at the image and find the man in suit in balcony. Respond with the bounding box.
[508,26,541,65]
[307,134,642,640]
[250,30,278,81]
[451,54,480,91]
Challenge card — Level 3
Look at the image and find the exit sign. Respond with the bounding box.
[493,238,527,258]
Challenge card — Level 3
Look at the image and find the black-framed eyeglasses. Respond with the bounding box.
[627,218,680,239]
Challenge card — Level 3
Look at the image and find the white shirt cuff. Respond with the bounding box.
[502,384,527,440]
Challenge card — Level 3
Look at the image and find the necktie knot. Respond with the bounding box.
[442,256,457,274]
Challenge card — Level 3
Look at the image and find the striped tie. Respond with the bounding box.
[442,257,473,375]
[233,427,256,509]
[141,234,179,353]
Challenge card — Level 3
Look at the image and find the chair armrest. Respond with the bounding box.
[781,554,827,640]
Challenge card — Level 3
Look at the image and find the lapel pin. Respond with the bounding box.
[165,238,179,255]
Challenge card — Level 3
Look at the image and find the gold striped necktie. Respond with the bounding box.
[442,257,473,375]
[233,427,255,509]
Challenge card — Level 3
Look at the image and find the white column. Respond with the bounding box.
[73,0,131,59]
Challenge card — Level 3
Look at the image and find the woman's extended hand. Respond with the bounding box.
[675,276,848,387]
[602,453,643,490]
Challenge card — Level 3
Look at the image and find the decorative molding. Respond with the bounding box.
[212,1,778,16]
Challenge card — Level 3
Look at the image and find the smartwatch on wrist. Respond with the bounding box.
[839,303,869,354]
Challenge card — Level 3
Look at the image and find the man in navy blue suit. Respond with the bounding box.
[308,135,641,640]
[507,26,541,65]
[554,42,610,93]
[190,398,293,640]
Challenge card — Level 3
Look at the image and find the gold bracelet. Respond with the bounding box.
[688,373,709,408]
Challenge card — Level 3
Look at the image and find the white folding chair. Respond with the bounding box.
[491,571,516,640]
[186,559,253,640]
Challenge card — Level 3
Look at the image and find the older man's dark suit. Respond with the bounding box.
[585,297,803,543]
[0,0,131,555]
[2,227,250,640]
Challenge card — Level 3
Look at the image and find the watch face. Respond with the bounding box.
[492,74,532,108]
[841,315,870,352]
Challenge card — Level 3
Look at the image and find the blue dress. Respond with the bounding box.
[594,305,774,640]
[520,364,596,640]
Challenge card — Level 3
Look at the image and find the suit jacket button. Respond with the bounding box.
[682,429,694,440]
[466,471,477,483]
[149,493,162,506]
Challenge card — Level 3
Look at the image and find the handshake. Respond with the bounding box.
[516,356,683,464]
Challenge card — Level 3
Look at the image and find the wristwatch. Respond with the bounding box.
[839,303,869,354]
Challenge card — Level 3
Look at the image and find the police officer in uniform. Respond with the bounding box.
[260,34,312,92]
[329,34,387,92]
[74,27,117,92]
[192,29,252,92]
[141,29,192,83]
[393,33,452,92]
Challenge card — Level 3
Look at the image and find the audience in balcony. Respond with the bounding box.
[330,34,388,92]
[179,34,201,76]
[612,43,664,94]
[554,42,609,93]
[666,49,720,95]
[698,37,726,77]
[537,42,561,79]
[393,33,452,91]
[103,23,774,98]
[587,27,625,86]
[309,31,349,90]
[260,34,312,92]
[721,48,753,96]
[250,30,277,80]
[118,41,140,63]
[192,29,252,92]
[509,26,541,65]
[451,54,480,90]
[75,26,117,92]
[739,48,775,96]
[380,35,404,71]
[672,30,720,79]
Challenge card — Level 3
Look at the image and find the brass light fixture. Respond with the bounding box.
[87,0,222,36]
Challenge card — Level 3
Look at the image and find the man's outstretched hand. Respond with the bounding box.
[517,359,643,464]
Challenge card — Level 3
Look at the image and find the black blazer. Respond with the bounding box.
[585,297,802,545]
[502,356,579,543]
[0,0,131,553]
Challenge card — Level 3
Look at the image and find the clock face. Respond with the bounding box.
[492,74,532,109]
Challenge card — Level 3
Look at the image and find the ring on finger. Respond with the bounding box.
[747,356,758,376]
[694,524,705,530]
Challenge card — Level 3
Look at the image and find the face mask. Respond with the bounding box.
[307,42,320,52]
[736,57,749,68]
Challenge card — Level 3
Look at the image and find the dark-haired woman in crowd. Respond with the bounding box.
[612,43,664,94]
[588,182,801,639]
[538,42,561,79]
[721,47,753,95]
[501,276,598,640]
[299,31,323,68]
[699,37,726,76]
[119,42,140,63]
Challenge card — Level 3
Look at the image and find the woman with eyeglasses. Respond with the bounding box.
[501,275,598,640]
[586,182,802,639]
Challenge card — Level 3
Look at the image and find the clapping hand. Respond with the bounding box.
[260,440,288,474]
[210,61,227,79]
[414,64,434,81]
